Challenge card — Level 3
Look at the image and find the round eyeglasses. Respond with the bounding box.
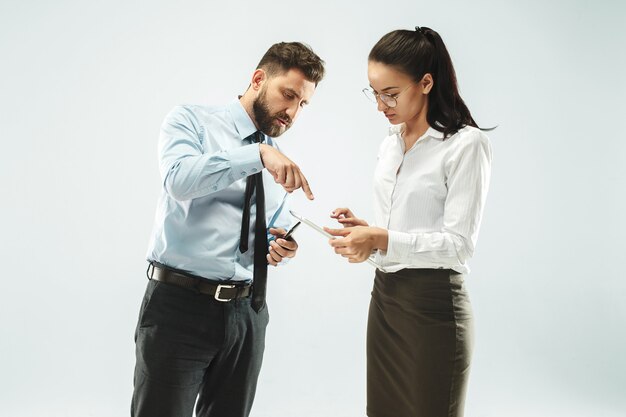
[362,84,414,108]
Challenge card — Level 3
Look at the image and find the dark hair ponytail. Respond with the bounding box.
[369,27,483,138]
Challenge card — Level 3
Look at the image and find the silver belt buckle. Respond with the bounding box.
[214,284,236,302]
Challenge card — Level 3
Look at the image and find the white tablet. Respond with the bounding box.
[289,210,384,270]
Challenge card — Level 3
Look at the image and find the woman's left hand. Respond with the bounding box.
[323,226,387,263]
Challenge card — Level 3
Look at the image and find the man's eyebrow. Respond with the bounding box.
[284,88,301,99]
[285,87,309,104]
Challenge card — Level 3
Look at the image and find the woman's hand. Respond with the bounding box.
[323,226,388,263]
[330,207,369,228]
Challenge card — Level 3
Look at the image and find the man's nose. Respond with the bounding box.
[285,103,300,121]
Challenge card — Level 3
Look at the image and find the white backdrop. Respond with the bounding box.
[1,1,625,416]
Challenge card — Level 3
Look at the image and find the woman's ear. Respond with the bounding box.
[421,73,434,94]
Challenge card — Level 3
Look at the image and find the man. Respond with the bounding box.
[131,42,325,417]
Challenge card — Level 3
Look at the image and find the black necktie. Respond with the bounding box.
[239,131,268,312]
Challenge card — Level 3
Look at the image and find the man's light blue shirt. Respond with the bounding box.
[146,100,293,282]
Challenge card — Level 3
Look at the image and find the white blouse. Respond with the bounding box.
[373,124,492,274]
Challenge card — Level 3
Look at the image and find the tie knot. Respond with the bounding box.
[253,131,264,144]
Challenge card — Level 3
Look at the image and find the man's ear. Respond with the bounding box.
[251,69,267,92]
[422,73,434,95]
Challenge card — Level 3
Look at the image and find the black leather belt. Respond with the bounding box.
[147,262,252,302]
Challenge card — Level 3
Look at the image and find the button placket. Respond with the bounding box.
[387,135,405,228]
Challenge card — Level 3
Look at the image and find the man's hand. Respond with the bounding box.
[330,207,369,227]
[267,227,299,266]
[323,226,387,263]
[260,144,314,200]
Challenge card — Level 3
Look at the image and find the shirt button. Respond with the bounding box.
[213,185,218,191]
[251,168,257,173]
[241,171,247,176]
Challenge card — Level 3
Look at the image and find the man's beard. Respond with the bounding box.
[252,89,292,138]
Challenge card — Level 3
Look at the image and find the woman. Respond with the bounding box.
[324,27,492,417]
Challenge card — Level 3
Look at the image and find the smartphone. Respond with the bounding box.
[268,221,301,242]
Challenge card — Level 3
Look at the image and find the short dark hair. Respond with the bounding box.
[257,42,325,86]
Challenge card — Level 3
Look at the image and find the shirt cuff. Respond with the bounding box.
[226,143,264,181]
[277,256,291,267]
[385,230,414,263]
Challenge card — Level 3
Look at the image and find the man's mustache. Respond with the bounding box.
[274,113,292,126]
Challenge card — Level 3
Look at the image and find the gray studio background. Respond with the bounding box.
[1,0,625,416]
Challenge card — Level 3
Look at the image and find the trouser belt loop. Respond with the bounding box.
[146,262,155,280]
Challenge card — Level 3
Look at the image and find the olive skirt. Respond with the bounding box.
[367,268,474,417]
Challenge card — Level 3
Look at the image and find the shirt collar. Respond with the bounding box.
[389,124,446,141]
[228,99,258,141]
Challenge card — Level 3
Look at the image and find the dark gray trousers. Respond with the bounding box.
[131,279,269,417]
[367,268,474,417]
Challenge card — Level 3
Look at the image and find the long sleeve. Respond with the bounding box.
[147,100,286,281]
[383,132,492,267]
[158,106,264,201]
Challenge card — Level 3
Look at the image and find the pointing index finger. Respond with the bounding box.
[299,171,314,200]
